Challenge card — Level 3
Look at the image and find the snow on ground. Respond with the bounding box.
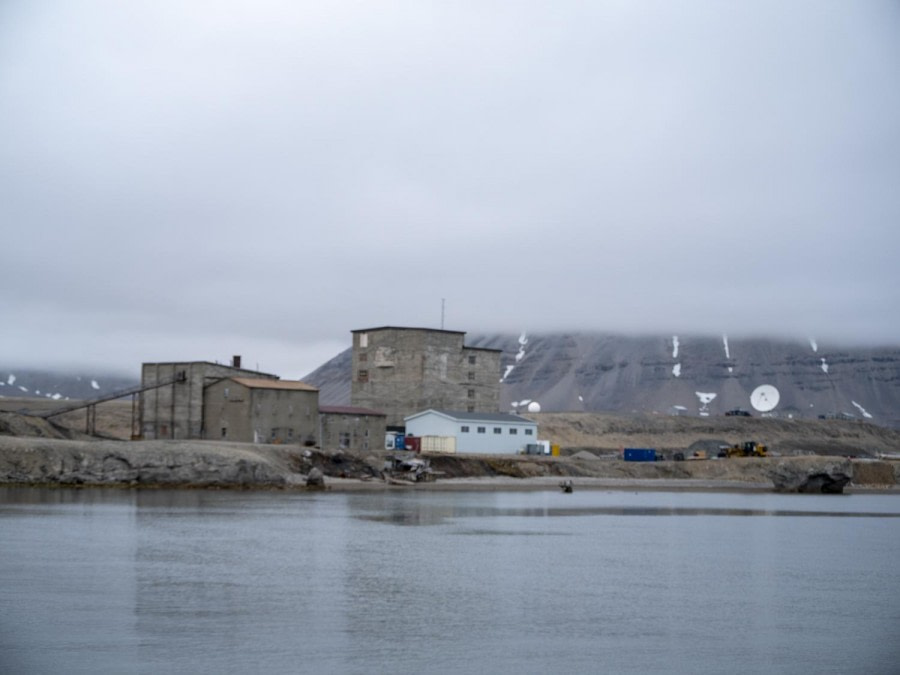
[672,363,681,377]
[503,332,528,382]
[809,338,818,352]
[851,401,874,419]
[672,335,679,359]
[820,358,829,374]
[723,335,733,372]
[695,391,717,417]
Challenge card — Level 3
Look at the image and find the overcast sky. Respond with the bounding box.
[2,1,899,378]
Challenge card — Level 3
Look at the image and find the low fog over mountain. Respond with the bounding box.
[0,370,137,403]
[304,333,900,428]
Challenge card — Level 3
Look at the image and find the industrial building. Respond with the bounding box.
[319,406,387,454]
[203,377,319,445]
[350,326,502,427]
[404,410,538,455]
[139,358,280,440]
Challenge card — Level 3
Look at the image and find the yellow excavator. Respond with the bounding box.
[718,441,769,458]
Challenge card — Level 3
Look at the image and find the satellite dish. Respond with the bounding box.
[750,384,780,412]
[527,401,541,413]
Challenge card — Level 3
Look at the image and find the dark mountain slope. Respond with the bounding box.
[304,332,900,428]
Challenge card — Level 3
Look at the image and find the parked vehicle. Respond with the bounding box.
[718,441,768,458]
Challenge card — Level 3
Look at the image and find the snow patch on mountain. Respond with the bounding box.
[851,401,873,419]
[672,335,679,359]
[821,358,829,374]
[696,392,717,417]
[502,332,529,383]
[809,338,818,352]
[723,335,733,372]
[672,363,681,377]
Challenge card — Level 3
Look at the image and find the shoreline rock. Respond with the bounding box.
[0,436,897,493]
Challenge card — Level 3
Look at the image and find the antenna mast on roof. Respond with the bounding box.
[441,298,445,329]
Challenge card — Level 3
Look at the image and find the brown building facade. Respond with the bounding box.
[202,377,319,445]
[139,360,280,440]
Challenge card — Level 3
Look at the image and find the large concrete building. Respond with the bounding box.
[139,359,280,440]
[203,377,319,445]
[350,326,502,427]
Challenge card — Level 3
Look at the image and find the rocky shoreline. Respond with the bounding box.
[1,435,897,493]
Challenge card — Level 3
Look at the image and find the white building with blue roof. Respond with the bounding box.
[404,409,538,455]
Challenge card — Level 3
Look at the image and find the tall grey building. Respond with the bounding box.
[350,326,501,427]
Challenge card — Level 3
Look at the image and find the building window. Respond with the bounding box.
[461,426,470,433]
[468,371,475,381]
[477,426,486,434]
[510,428,518,435]
[467,389,475,399]
[358,369,369,382]
[339,432,351,449]
[525,429,533,435]
[288,428,293,438]
[359,333,368,348]
[493,427,501,434]
[221,427,227,438]
[467,405,475,412]
[223,387,229,399]
[468,355,476,364]
[359,353,367,362]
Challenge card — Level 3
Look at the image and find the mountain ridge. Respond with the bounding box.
[303,332,900,428]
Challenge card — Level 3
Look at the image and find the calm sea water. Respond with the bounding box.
[1,486,898,675]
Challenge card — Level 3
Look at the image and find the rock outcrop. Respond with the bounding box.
[0,437,300,488]
[768,458,853,493]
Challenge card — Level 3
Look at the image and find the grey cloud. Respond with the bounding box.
[2,0,899,376]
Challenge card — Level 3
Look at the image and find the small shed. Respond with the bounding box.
[318,405,387,453]
[404,409,538,455]
[203,377,319,445]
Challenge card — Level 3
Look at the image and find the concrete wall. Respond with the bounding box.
[139,362,278,440]
[202,379,318,444]
[405,411,537,455]
[350,327,501,427]
[319,411,386,453]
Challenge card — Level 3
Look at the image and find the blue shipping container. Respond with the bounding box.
[623,448,657,462]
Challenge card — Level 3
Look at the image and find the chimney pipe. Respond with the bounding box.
[232,355,241,368]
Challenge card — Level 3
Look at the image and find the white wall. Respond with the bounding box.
[406,411,537,455]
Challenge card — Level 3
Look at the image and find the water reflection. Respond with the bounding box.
[356,503,900,525]
[2,487,899,674]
